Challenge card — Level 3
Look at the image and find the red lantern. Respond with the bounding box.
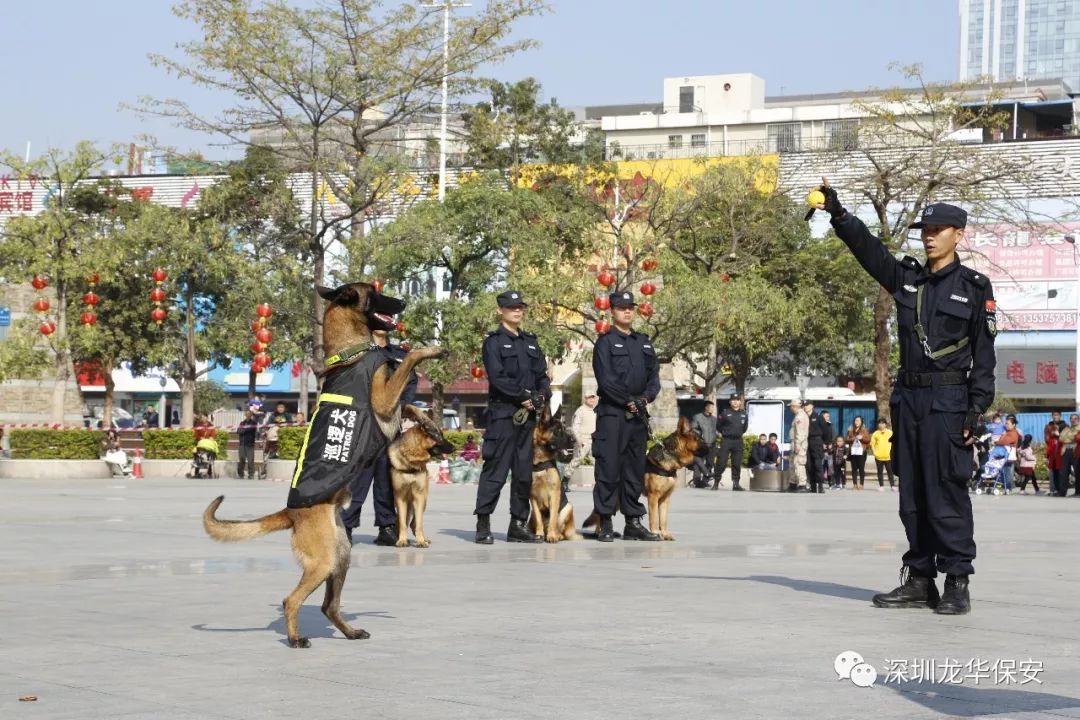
[256,303,273,319]
[32,298,50,313]
[81,291,99,307]
[250,320,262,333]
[150,308,167,324]
[637,302,654,318]
[395,321,406,335]
[641,258,658,272]
[253,364,265,375]
[151,268,168,283]
[399,341,411,352]
[371,279,385,293]
[256,328,273,344]
[593,295,611,311]
[597,270,616,287]
[470,364,485,380]
[85,272,100,286]
[594,319,611,334]
[254,352,271,367]
[640,281,656,296]
[720,272,731,283]
[80,311,98,326]
[149,288,166,303]
[250,341,266,354]
[31,276,48,290]
[39,320,56,336]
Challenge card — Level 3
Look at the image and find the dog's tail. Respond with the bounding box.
[581,510,600,530]
[203,496,293,542]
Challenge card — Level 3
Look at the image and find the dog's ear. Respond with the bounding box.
[317,284,360,306]
[677,416,691,434]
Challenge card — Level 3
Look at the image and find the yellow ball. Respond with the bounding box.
[806,189,826,207]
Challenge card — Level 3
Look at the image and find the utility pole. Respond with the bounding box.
[422,1,470,203]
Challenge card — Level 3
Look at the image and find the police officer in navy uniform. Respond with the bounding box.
[474,290,550,544]
[715,395,748,491]
[592,290,662,542]
[814,181,996,615]
[342,326,417,546]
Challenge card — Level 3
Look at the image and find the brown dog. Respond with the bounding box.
[203,281,445,648]
[529,405,580,543]
[387,409,454,548]
[643,416,709,540]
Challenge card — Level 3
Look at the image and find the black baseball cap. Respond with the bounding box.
[496,290,528,308]
[609,290,636,308]
[911,203,967,229]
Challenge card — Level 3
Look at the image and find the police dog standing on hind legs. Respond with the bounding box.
[203,282,447,648]
[811,180,996,615]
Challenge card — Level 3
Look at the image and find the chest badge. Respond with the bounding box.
[613,343,624,348]
[903,284,916,292]
[950,294,969,303]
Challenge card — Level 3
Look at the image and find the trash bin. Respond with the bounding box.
[749,468,789,492]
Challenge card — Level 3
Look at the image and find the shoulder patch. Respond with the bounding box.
[960,266,989,289]
[901,255,922,272]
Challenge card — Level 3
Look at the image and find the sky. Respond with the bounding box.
[1,1,959,160]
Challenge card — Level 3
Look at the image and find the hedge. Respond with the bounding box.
[8,429,104,459]
[277,427,307,460]
[143,430,230,459]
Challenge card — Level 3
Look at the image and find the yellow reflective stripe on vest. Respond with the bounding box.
[291,407,320,488]
[318,393,354,405]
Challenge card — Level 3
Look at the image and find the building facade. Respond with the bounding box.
[960,0,1080,89]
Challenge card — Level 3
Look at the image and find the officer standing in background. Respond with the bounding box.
[474,290,549,544]
[342,324,417,545]
[814,180,996,615]
[804,401,832,494]
[715,395,749,491]
[592,290,662,542]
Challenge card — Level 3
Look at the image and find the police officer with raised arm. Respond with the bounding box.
[474,290,549,544]
[812,180,996,615]
[591,290,661,542]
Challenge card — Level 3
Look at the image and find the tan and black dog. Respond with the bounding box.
[387,410,454,548]
[203,282,446,648]
[643,416,709,540]
[529,405,580,543]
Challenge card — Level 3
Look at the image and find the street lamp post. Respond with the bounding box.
[1066,235,1080,410]
[422,1,470,203]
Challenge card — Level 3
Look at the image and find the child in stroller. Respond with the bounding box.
[975,445,1009,495]
[188,415,218,479]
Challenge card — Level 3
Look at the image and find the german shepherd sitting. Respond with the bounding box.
[203,282,446,648]
[529,404,580,543]
[644,416,709,540]
[387,409,454,548]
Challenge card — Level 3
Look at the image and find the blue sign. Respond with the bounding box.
[0,306,10,327]
[206,358,293,393]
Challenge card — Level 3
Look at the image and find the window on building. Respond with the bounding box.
[824,119,859,150]
[442,273,452,292]
[668,135,683,149]
[679,86,695,113]
[691,133,707,148]
[767,122,802,153]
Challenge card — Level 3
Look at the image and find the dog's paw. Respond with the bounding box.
[545,534,559,544]
[661,532,675,541]
[395,538,409,548]
[345,628,371,640]
[288,637,311,649]
[415,538,430,548]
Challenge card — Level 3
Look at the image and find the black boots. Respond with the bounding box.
[597,515,615,542]
[934,575,971,615]
[732,483,745,492]
[872,568,941,609]
[623,516,661,541]
[374,525,397,546]
[507,517,544,543]
[475,514,494,544]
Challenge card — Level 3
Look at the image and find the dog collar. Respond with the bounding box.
[324,342,376,369]
[532,459,558,472]
[645,462,677,477]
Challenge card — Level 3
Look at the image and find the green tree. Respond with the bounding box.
[194,379,230,417]
[135,0,547,414]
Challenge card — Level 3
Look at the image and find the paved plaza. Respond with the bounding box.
[2,474,1079,719]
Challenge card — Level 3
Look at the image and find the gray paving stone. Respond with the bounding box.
[1,475,1078,719]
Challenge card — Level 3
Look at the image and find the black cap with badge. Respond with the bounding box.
[496,290,529,308]
[609,290,637,308]
[911,203,967,229]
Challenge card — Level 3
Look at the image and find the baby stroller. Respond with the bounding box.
[188,437,219,479]
[975,445,1008,496]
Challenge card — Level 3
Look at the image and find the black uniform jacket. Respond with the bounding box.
[832,213,997,416]
[592,327,660,417]
[482,325,550,421]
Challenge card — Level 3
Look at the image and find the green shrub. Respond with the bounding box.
[277,426,307,460]
[143,430,229,459]
[445,430,483,455]
[9,429,104,459]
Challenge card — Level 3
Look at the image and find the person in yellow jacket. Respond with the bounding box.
[871,418,895,491]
